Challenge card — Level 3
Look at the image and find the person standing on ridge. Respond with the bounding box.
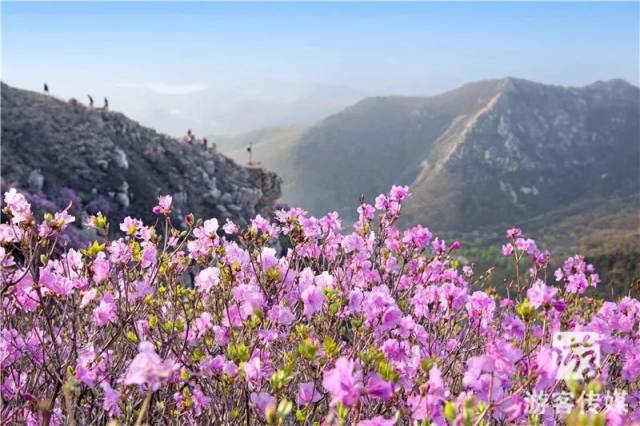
[104,97,109,111]
[246,141,253,164]
[202,137,208,149]
[88,95,94,108]
[43,83,49,96]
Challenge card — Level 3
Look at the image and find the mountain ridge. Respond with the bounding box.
[1,82,282,231]
[218,77,638,235]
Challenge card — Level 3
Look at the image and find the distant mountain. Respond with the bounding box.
[1,83,281,230]
[108,83,364,137]
[221,77,639,230]
[219,78,639,291]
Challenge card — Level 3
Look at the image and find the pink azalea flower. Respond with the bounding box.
[195,312,212,337]
[388,185,410,202]
[75,346,99,387]
[140,243,157,269]
[322,357,363,407]
[194,267,220,292]
[314,271,334,289]
[131,280,153,301]
[39,265,73,297]
[249,391,276,419]
[119,216,142,236]
[92,252,110,283]
[526,280,558,309]
[4,189,32,224]
[100,382,121,417]
[301,285,324,318]
[222,219,239,235]
[409,365,448,422]
[123,341,173,390]
[365,373,393,401]
[203,218,219,238]
[152,195,172,215]
[465,291,496,329]
[80,289,97,308]
[381,306,402,330]
[192,385,212,417]
[93,296,117,326]
[296,381,322,406]
[268,305,295,325]
[53,210,75,230]
[243,355,263,384]
[506,227,523,239]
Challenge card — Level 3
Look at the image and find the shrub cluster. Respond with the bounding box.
[1,186,638,425]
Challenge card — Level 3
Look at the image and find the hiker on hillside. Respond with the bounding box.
[202,137,208,149]
[104,97,109,111]
[247,142,253,164]
[44,83,49,96]
[88,95,94,108]
[186,129,194,144]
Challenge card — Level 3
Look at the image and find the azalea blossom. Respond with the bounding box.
[194,267,220,292]
[122,341,173,390]
[322,357,363,407]
[1,187,637,425]
[152,195,172,215]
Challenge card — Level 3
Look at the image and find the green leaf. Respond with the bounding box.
[298,338,319,360]
[444,401,457,421]
[270,369,293,390]
[516,299,536,322]
[323,336,338,358]
[277,399,293,419]
[377,360,399,382]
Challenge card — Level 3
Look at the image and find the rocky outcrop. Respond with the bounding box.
[1,83,281,228]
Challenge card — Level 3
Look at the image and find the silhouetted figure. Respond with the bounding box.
[202,138,208,149]
[247,142,253,164]
[104,97,109,111]
[88,95,94,108]
[187,129,194,144]
[245,142,260,165]
[43,83,49,96]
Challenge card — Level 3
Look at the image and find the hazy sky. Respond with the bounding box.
[2,2,639,135]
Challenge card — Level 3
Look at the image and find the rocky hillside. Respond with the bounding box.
[1,83,281,232]
[221,77,639,232]
[403,78,639,231]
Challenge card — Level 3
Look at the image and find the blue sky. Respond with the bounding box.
[1,2,638,135]
[3,2,638,95]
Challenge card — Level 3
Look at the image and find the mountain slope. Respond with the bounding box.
[404,78,639,231]
[220,78,639,235]
[1,83,281,229]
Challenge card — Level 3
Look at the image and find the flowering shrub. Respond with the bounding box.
[1,186,638,425]
[21,188,92,249]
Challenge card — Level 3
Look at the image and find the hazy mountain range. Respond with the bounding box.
[107,82,364,137]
